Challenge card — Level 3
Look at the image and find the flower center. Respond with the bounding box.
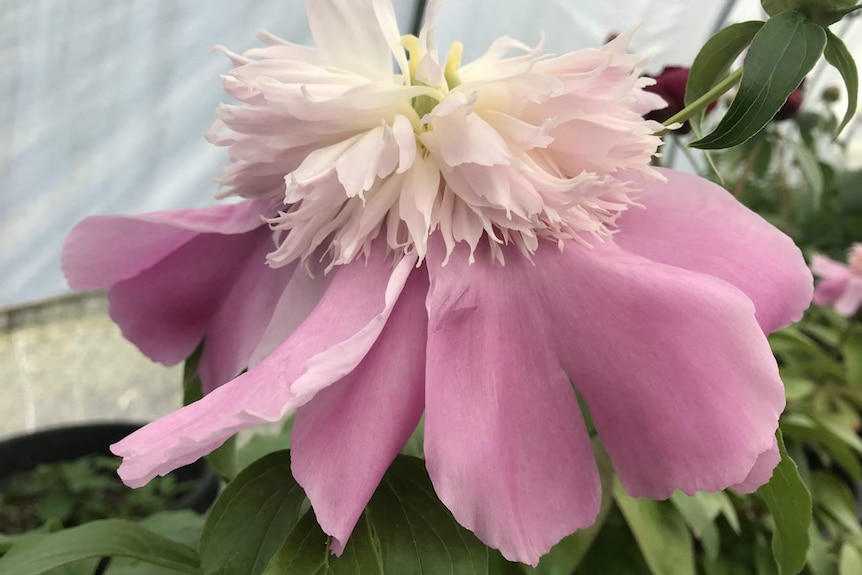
[214,27,666,269]
[402,35,464,120]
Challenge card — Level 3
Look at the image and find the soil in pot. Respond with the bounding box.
[0,454,197,534]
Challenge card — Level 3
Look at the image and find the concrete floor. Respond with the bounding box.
[0,293,182,439]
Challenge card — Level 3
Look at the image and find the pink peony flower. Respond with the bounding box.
[812,244,862,316]
[62,0,813,565]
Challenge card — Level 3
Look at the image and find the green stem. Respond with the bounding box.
[656,67,745,136]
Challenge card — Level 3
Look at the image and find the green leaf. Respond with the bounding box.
[844,325,862,387]
[781,414,862,480]
[762,0,861,25]
[577,508,653,575]
[685,20,764,181]
[756,534,780,575]
[182,347,237,479]
[489,554,529,575]
[810,472,862,535]
[669,490,740,556]
[614,477,696,575]
[261,511,368,575]
[799,320,843,347]
[756,431,812,575]
[0,528,55,556]
[182,345,204,406]
[200,451,306,575]
[703,553,757,575]
[400,417,425,459]
[0,520,199,575]
[823,30,859,137]
[840,543,862,575]
[235,421,294,472]
[714,491,742,535]
[782,373,816,402]
[692,12,828,150]
[787,138,825,210]
[207,435,238,481]
[105,512,206,574]
[805,524,833,575]
[263,455,489,575]
[770,328,845,380]
[526,440,614,575]
[671,491,733,562]
[686,21,765,109]
[670,492,723,538]
[813,413,862,456]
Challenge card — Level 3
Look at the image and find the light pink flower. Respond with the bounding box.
[812,244,862,316]
[62,0,813,565]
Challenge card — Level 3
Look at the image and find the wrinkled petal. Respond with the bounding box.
[615,169,812,334]
[731,438,780,494]
[542,240,784,498]
[398,154,441,259]
[420,94,512,168]
[62,200,269,290]
[108,228,276,368]
[424,240,601,566]
[111,246,417,487]
[291,270,428,554]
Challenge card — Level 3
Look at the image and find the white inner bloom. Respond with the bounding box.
[206,0,667,268]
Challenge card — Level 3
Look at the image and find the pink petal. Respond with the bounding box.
[247,258,333,368]
[423,236,785,560]
[108,228,276,367]
[111,246,418,487]
[811,254,851,280]
[424,241,601,566]
[814,277,850,306]
[62,200,269,290]
[615,169,812,334]
[540,240,784,498]
[291,270,428,554]
[834,278,862,317]
[731,439,780,494]
[196,240,299,393]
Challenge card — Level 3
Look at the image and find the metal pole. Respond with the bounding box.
[411,0,429,36]
[710,0,741,35]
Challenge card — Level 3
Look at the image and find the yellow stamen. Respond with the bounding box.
[401,35,420,80]
[444,41,463,88]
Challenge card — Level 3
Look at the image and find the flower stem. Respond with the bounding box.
[655,67,744,136]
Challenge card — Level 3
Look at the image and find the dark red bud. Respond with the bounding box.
[643,66,716,135]
[774,82,805,121]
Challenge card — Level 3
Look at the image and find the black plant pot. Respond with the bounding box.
[0,422,220,515]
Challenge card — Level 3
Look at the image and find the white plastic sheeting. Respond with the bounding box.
[0,0,416,307]
[1,0,859,306]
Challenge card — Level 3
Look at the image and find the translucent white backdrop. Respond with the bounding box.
[1,0,859,307]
